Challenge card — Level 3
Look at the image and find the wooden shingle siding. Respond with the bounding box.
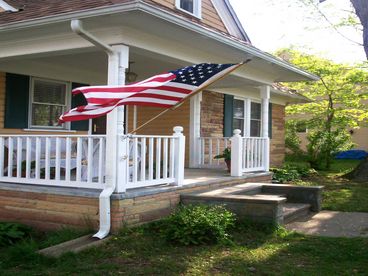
[150,0,228,33]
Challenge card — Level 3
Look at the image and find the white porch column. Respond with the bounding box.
[173,126,185,186]
[231,129,243,177]
[105,45,129,193]
[189,92,202,168]
[260,85,270,171]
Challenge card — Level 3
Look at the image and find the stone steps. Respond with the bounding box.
[283,203,311,224]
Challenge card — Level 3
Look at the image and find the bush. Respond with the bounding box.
[0,222,32,247]
[271,164,315,183]
[159,205,236,246]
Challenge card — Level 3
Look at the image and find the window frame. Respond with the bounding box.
[233,97,263,137]
[28,77,71,130]
[175,0,202,19]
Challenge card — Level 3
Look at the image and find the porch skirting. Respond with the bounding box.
[0,172,272,232]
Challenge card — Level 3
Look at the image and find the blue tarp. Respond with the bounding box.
[335,150,368,160]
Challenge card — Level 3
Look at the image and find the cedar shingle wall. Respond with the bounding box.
[150,0,228,33]
[270,104,285,167]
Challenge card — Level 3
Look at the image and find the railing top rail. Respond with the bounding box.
[0,134,106,138]
[199,137,232,139]
[123,134,178,139]
[242,137,268,139]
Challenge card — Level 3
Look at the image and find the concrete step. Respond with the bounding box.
[283,203,311,224]
[38,235,111,257]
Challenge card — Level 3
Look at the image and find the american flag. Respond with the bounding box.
[59,63,242,123]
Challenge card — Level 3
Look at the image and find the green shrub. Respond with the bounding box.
[0,222,32,247]
[271,164,315,183]
[159,205,236,246]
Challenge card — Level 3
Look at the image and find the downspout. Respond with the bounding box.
[70,19,120,239]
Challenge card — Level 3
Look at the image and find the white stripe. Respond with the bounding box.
[84,92,136,99]
[120,97,178,105]
[164,82,197,90]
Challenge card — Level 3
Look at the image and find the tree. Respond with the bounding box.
[277,49,368,169]
[319,0,368,59]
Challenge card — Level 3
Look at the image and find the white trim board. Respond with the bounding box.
[0,0,18,12]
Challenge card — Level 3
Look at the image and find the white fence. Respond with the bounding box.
[197,130,269,175]
[0,135,106,189]
[242,137,268,172]
[0,127,185,191]
[198,137,231,168]
[124,127,185,189]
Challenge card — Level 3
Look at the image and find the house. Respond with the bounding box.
[0,0,318,236]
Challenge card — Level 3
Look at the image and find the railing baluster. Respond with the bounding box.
[155,138,161,179]
[140,138,146,182]
[7,137,13,177]
[0,137,4,177]
[148,138,154,181]
[87,137,93,183]
[98,138,105,184]
[163,138,168,179]
[25,138,31,179]
[216,139,220,165]
[201,138,205,165]
[169,138,175,178]
[45,137,51,180]
[35,137,41,179]
[76,137,82,182]
[133,137,138,183]
[65,137,71,182]
[55,137,61,180]
[16,137,22,178]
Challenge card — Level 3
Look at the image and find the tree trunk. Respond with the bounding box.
[350,0,368,59]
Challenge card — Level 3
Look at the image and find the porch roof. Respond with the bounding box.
[0,0,319,84]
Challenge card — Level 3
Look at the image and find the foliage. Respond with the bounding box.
[271,163,315,183]
[0,222,32,247]
[159,205,235,245]
[214,147,231,161]
[277,49,368,169]
[285,120,303,154]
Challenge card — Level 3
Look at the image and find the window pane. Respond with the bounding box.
[233,99,244,118]
[32,104,64,127]
[34,80,66,105]
[250,120,261,137]
[180,0,194,13]
[251,102,261,120]
[233,118,244,134]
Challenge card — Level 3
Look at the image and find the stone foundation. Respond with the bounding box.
[0,173,272,232]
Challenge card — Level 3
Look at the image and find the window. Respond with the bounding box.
[30,78,69,129]
[233,99,244,134]
[250,102,261,137]
[175,0,201,18]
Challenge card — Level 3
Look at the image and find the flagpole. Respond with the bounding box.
[129,60,251,134]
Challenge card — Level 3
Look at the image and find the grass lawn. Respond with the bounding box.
[0,159,367,275]
[285,159,368,212]
[0,222,367,275]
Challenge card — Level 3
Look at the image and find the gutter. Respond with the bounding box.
[70,19,117,240]
[0,1,319,82]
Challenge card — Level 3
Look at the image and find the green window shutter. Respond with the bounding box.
[5,73,30,129]
[268,103,272,139]
[223,94,234,137]
[71,82,89,131]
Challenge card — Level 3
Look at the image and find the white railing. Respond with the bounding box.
[0,135,106,189]
[231,129,269,176]
[123,126,185,189]
[198,137,231,168]
[242,137,268,172]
